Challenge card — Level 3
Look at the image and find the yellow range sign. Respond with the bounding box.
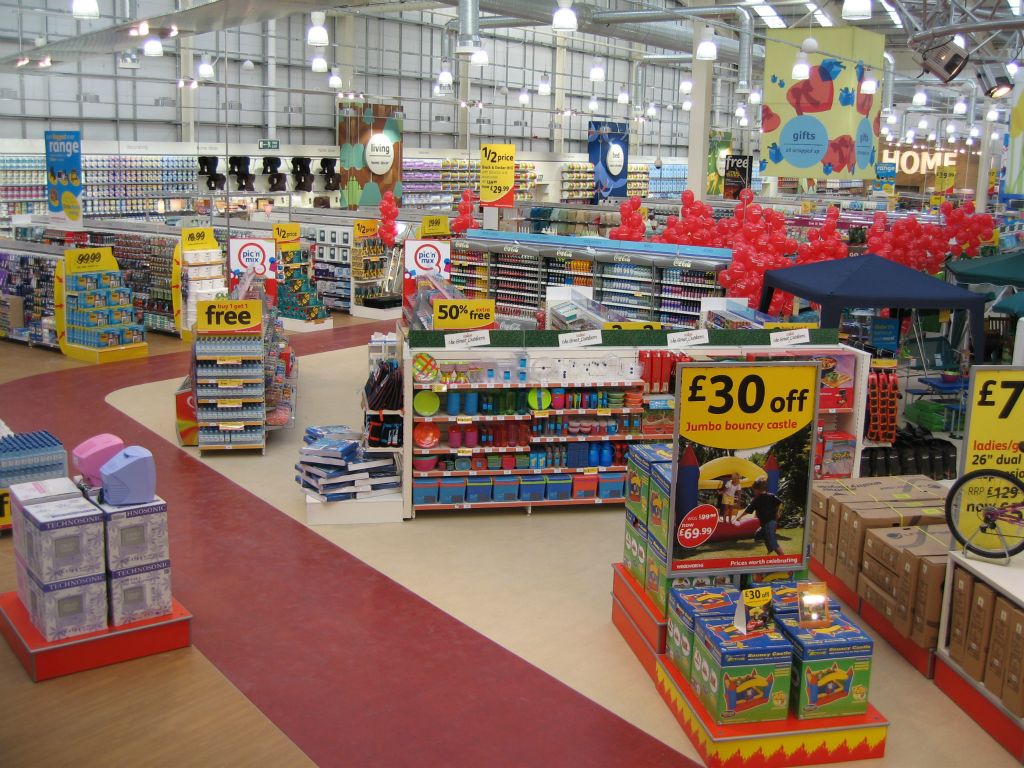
[196,300,263,334]
[182,227,216,251]
[420,215,450,238]
[272,222,301,242]
[354,219,379,240]
[678,363,818,450]
[479,143,516,207]
[65,247,118,274]
[432,299,495,330]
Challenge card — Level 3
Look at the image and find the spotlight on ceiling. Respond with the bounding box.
[978,63,1013,98]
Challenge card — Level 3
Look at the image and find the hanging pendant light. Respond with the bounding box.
[841,0,871,21]
[588,95,599,112]
[551,0,578,33]
[589,58,605,82]
[860,69,877,94]
[197,56,214,80]
[617,87,629,104]
[142,36,163,57]
[311,54,328,74]
[912,86,927,106]
[792,52,810,81]
[748,86,762,105]
[538,72,551,96]
[695,28,717,61]
[307,12,329,47]
[329,68,342,89]
[470,47,488,66]
[438,58,453,87]
[519,88,530,105]
[679,74,693,94]
[682,99,692,111]
[71,0,99,20]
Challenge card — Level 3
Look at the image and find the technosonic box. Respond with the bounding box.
[108,560,172,626]
[778,614,873,720]
[15,555,107,641]
[624,443,672,526]
[16,496,105,584]
[666,586,740,679]
[100,496,169,571]
[690,617,792,725]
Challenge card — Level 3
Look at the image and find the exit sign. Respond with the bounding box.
[258,140,279,150]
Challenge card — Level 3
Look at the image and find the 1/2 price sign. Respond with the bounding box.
[480,143,516,208]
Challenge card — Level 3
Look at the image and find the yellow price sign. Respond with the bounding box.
[196,300,263,334]
[432,299,496,330]
[65,247,118,274]
[182,227,216,251]
[936,165,957,195]
[421,215,450,237]
[602,321,664,330]
[479,143,516,208]
[678,362,818,450]
[742,586,773,609]
[354,219,379,240]
[273,223,300,242]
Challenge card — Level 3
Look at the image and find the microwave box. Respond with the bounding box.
[100,496,169,571]
[15,495,105,585]
[108,560,173,626]
[15,555,107,642]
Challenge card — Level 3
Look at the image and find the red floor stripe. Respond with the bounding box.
[0,324,694,768]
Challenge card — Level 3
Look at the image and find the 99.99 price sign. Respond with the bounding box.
[669,361,819,576]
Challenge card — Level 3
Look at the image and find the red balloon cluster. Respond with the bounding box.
[866,202,995,274]
[795,207,848,267]
[608,196,647,241]
[657,189,722,247]
[451,190,480,235]
[379,190,399,248]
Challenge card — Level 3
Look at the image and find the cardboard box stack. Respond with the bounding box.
[99,495,172,626]
[622,443,671,599]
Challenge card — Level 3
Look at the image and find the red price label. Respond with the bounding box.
[677,503,720,549]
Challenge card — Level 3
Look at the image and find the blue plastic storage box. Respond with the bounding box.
[493,476,520,502]
[520,476,546,501]
[412,478,440,505]
[466,477,493,503]
[598,471,627,500]
[438,477,467,504]
[546,474,572,501]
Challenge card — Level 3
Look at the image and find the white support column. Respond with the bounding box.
[976,124,994,212]
[458,58,471,151]
[552,40,568,154]
[687,21,713,201]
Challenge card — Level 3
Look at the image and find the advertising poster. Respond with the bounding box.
[403,239,451,299]
[228,238,276,279]
[1007,79,1024,197]
[338,103,403,209]
[45,130,83,229]
[480,144,516,207]
[873,162,896,195]
[587,121,629,202]
[669,361,819,576]
[760,29,884,181]
[706,131,732,196]
[723,155,753,199]
[950,366,1024,554]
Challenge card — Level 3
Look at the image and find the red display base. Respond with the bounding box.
[857,599,935,678]
[611,563,666,653]
[655,656,888,768]
[611,596,658,683]
[934,655,1024,761]
[0,591,192,681]
[808,558,861,612]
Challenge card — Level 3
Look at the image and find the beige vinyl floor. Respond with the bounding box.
[102,345,1018,768]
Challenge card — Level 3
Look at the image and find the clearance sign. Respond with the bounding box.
[480,143,515,207]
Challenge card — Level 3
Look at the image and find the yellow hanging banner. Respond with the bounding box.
[272,222,301,243]
[432,299,496,330]
[421,215,451,238]
[480,144,516,208]
[182,227,217,251]
[64,247,118,274]
[354,219,379,240]
[935,165,957,196]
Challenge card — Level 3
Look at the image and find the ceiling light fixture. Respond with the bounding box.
[970,124,980,137]
[142,36,163,57]
[953,34,966,49]
[978,64,1013,98]
[841,0,872,20]
[438,58,453,87]
[928,131,937,141]
[735,104,746,118]
[647,102,658,117]
[588,95,599,112]
[538,73,552,96]
[551,0,578,33]
[197,55,214,79]
[792,52,810,81]
[740,116,750,127]
[71,0,99,20]
[953,96,967,114]
[918,117,929,130]
[946,120,957,133]
[189,79,198,90]
[136,20,149,36]
[470,47,488,66]
[177,78,184,88]
[15,57,29,67]
[169,25,178,38]
[912,86,927,106]
[986,107,999,121]
[695,28,717,61]
[991,130,1002,141]
[886,111,898,124]
[38,56,52,68]
[311,54,328,73]
[860,69,877,94]
[242,59,255,71]
[617,87,629,104]
[748,86,762,104]
[679,74,693,94]
[307,12,329,47]
[519,88,530,105]
[965,136,974,145]
[1008,61,1020,78]
[589,58,605,82]
[802,37,819,53]
[682,98,692,111]
[329,68,342,89]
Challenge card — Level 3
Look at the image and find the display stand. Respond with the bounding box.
[174,226,227,343]
[351,219,402,320]
[0,592,192,682]
[273,223,333,332]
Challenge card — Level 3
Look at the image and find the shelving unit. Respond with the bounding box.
[627,164,650,198]
[399,157,539,208]
[560,162,596,202]
[0,239,61,348]
[302,221,352,312]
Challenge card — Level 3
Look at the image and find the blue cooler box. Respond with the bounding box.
[466,477,493,503]
[545,474,572,500]
[412,478,440,505]
[438,477,467,504]
[520,476,546,501]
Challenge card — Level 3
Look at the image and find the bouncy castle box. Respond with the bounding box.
[667,585,740,679]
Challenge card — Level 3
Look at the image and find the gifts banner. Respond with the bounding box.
[588,121,629,202]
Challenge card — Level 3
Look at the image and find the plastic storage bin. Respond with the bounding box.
[412,478,440,505]
[466,477,493,503]
[438,477,467,504]
[545,474,572,501]
[598,471,627,499]
[493,476,520,502]
[520,476,546,501]
[572,474,599,499]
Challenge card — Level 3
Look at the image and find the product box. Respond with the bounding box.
[16,495,105,584]
[812,352,857,410]
[15,555,107,642]
[519,476,545,502]
[768,581,841,617]
[911,556,948,649]
[645,536,671,614]
[1000,607,1024,716]
[623,511,648,586]
[744,569,811,586]
[624,443,672,526]
[647,462,674,553]
[810,479,855,519]
[666,586,740,678]
[99,496,169,571]
[492,476,520,503]
[984,597,1014,697]
[108,559,173,626]
[948,567,975,664]
[465,477,493,504]
[863,525,951,575]
[412,478,440,505]
[962,582,996,681]
[819,431,857,479]
[690,617,792,725]
[779,614,873,719]
[857,571,899,626]
[572,474,599,500]
[438,477,467,505]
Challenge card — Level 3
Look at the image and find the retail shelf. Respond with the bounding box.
[412,445,528,455]
[602,300,650,312]
[658,307,700,316]
[491,264,540,272]
[194,355,263,361]
[661,280,719,289]
[537,407,644,416]
[600,287,650,297]
[413,465,627,478]
[362,445,403,453]
[198,444,265,451]
[599,274,652,283]
[413,413,532,423]
[530,434,651,443]
[413,380,645,391]
[415,496,625,511]
[197,396,265,404]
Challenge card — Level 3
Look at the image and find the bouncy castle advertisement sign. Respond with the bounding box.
[760,29,884,181]
[588,121,629,202]
[669,361,819,576]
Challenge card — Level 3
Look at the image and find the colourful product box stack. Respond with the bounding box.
[644,462,676,612]
[64,271,144,349]
[277,248,329,321]
[666,585,741,678]
[98,496,172,626]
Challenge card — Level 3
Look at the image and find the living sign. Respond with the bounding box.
[880,149,960,177]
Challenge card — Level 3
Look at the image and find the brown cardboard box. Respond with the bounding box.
[948,567,975,664]
[811,524,828,563]
[962,582,996,681]
[811,480,855,518]
[834,504,947,591]
[860,553,898,598]
[911,556,948,649]
[984,597,1014,697]
[858,571,900,625]
[893,531,952,637]
[863,525,950,574]
[1000,607,1024,716]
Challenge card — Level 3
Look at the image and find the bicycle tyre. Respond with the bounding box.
[945,469,1024,559]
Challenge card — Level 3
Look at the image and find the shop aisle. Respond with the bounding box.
[0,324,690,768]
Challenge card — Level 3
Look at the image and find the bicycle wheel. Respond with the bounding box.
[946,469,1024,560]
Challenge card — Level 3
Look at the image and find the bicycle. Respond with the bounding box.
[945,469,1024,560]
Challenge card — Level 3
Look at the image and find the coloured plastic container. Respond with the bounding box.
[466,477,493,503]
[412,478,440,505]
[438,477,467,504]
[572,474,599,499]
[777,614,874,720]
[520,476,546,501]
[492,476,520,502]
[666,586,741,679]
[598,471,627,500]
[545,474,572,501]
